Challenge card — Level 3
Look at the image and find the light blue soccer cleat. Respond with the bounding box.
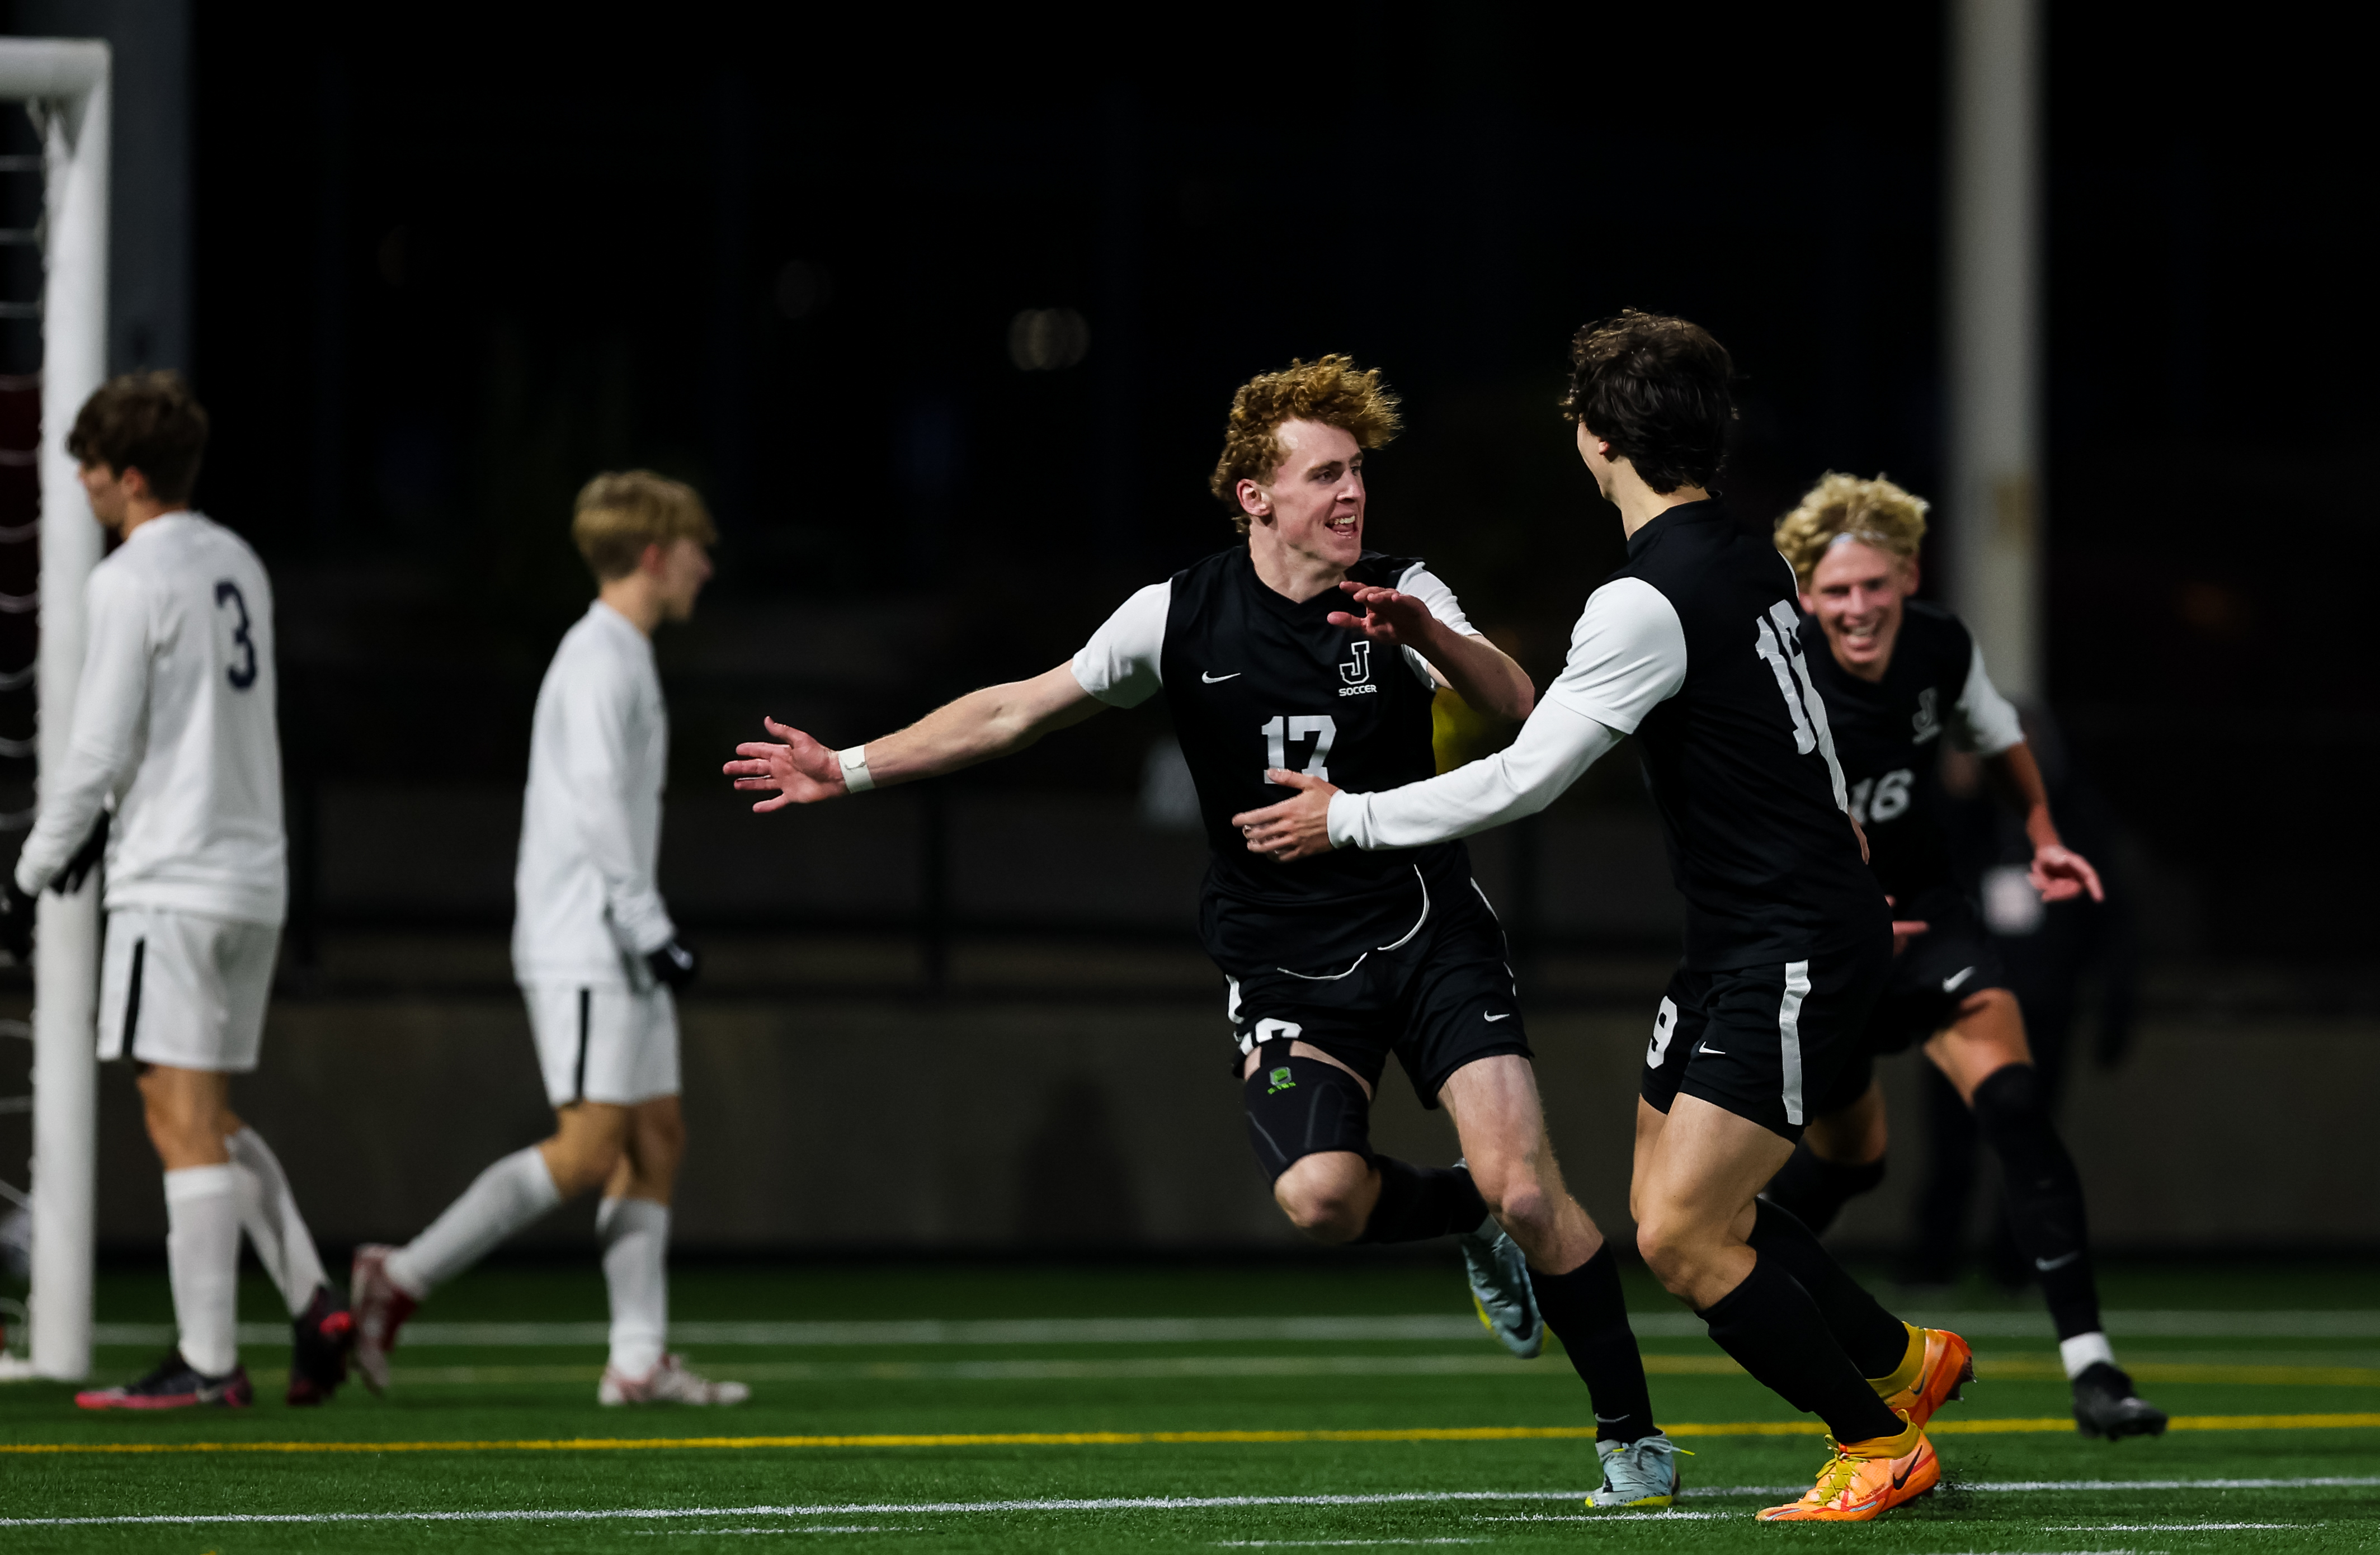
[1590,1431,1686,1509]
[1455,1200,1543,1360]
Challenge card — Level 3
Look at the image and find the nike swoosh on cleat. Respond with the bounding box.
[1942,966,1977,993]
[1201,671,1242,683]
[1891,1457,1918,1490]
[1483,1011,1512,1022]
[2034,1250,2082,1271]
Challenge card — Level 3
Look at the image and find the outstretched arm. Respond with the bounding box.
[1234,698,1623,861]
[724,663,1105,811]
[1982,742,2104,903]
[1329,581,1534,720]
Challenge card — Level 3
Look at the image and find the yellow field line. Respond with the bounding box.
[6,1413,2379,1455]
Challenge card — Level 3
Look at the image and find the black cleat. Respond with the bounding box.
[75,1349,253,1410]
[288,1284,355,1406]
[2072,1361,2168,1440]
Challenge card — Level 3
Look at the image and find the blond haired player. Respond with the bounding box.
[1765,473,2165,1440]
[349,473,746,1406]
[2,373,351,1409]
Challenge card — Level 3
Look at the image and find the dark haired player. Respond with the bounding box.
[725,355,1683,1508]
[1,374,352,1407]
[1764,473,2165,1440]
[1240,314,1968,1522]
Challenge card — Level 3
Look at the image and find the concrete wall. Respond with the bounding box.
[43,985,2379,1255]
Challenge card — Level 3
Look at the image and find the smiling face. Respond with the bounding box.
[1801,538,1916,681]
[1238,418,1367,577]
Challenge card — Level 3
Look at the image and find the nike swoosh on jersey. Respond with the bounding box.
[1483,1011,1512,1022]
[2034,1250,2081,1272]
[1201,670,1242,684]
[1942,966,1977,993]
[1696,1042,1726,1055]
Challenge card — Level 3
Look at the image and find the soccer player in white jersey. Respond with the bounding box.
[1,374,351,1408]
[348,473,746,1407]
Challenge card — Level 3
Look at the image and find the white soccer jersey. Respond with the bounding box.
[510,600,676,988]
[14,511,287,925]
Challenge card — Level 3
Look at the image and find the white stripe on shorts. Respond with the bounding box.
[1778,960,1811,1125]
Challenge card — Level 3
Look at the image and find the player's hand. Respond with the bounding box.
[1886,897,1929,957]
[2029,842,2104,904]
[0,877,33,964]
[645,939,700,992]
[1326,582,1436,648]
[54,811,109,896]
[723,717,845,811]
[1231,770,1341,863]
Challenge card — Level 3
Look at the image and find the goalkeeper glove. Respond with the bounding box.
[645,939,700,991]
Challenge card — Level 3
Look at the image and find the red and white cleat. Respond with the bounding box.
[348,1243,419,1396]
[598,1353,751,1406]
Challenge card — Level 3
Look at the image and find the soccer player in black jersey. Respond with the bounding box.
[1766,473,2166,1440]
[723,356,1681,1508]
[1240,313,1968,1522]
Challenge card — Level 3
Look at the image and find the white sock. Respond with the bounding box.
[598,1196,670,1378]
[385,1147,562,1298]
[226,1127,328,1317]
[2060,1330,2117,1380]
[164,1165,242,1377]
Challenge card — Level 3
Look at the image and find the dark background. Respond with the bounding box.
[3,4,2377,1266]
[118,2,2359,964]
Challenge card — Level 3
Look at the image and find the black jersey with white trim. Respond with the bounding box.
[1071,545,1469,936]
[1797,600,2025,903]
[1607,501,1889,969]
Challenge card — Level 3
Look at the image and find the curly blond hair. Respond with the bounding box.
[1774,472,1929,585]
[572,470,718,581]
[1207,355,1402,534]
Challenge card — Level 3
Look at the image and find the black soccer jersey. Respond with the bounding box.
[1797,600,2026,904]
[1614,503,1889,967]
[1071,545,1472,966]
[1334,500,1889,970]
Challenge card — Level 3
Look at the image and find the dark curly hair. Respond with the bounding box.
[1208,355,1402,534]
[1559,310,1735,495]
[66,370,211,503]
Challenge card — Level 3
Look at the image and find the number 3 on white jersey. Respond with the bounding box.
[1260,714,1336,781]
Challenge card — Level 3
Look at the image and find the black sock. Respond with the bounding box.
[1533,1245,1656,1443]
[1762,1146,1887,1236]
[1972,1064,2103,1340]
[1699,1255,1904,1443]
[1746,1199,1911,1378]
[1354,1158,1488,1245]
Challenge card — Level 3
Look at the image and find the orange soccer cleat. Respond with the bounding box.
[1757,1412,1938,1522]
[1873,1322,1973,1429]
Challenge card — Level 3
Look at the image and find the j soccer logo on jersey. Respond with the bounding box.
[1338,640,1375,695]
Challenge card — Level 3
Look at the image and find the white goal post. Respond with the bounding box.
[0,36,110,1383]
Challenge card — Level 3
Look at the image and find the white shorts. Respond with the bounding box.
[98,907,280,1073]
[525,982,680,1108]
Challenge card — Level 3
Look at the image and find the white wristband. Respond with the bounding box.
[837,744,875,794]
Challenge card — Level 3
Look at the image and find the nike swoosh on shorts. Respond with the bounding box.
[1483,1011,1512,1022]
[1942,966,1976,993]
[2034,1250,2081,1271]
[1697,1042,1725,1055]
[1202,671,1241,683]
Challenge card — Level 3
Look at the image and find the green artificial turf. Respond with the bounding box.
[4,1259,2378,1552]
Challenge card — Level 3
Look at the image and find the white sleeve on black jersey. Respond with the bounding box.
[1068,582,1170,708]
[1542,577,1689,732]
[1328,698,1624,850]
[1393,562,1481,686]
[1950,639,2025,756]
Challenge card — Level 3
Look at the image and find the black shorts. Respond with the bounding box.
[1213,871,1531,1110]
[1638,931,1892,1142]
[1812,889,2008,1116]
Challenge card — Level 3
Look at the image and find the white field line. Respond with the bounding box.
[88,1309,2380,1350]
[5,1476,2376,1530]
[2046,1524,2304,1532]
[391,1355,1557,1386]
